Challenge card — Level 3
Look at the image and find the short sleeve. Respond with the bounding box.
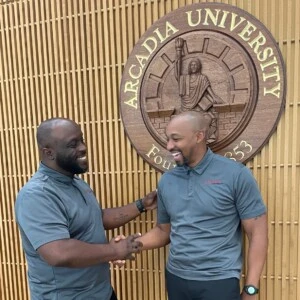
[234,166,266,220]
[157,183,170,224]
[16,187,70,250]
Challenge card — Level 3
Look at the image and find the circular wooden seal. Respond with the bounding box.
[120,3,286,173]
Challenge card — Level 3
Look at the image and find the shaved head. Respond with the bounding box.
[168,111,211,134]
[36,118,78,149]
[36,117,88,176]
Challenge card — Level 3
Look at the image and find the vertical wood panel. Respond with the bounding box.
[295,0,300,299]
[0,0,299,299]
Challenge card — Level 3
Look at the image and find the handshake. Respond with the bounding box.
[109,233,143,267]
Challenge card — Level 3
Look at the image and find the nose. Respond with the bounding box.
[166,139,174,151]
[78,141,87,152]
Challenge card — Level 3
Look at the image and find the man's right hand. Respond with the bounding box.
[110,233,143,260]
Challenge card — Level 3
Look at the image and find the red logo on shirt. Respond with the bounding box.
[204,179,222,185]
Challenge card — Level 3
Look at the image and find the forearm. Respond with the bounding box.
[244,215,268,286]
[103,202,140,230]
[38,239,119,268]
[103,191,157,229]
[138,224,170,250]
[245,233,268,285]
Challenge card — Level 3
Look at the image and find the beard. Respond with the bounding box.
[56,153,88,175]
[172,150,189,167]
[175,155,189,166]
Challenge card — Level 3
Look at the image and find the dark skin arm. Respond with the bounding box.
[240,213,268,300]
[102,190,157,230]
[37,233,142,268]
[37,191,156,268]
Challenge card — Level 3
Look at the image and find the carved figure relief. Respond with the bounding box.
[142,31,252,151]
[175,37,224,142]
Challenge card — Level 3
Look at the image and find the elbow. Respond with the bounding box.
[103,222,115,230]
[37,239,80,267]
[38,248,71,267]
[162,236,171,247]
[42,254,70,267]
[48,260,64,267]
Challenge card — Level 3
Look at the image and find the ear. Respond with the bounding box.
[196,130,205,143]
[42,147,55,160]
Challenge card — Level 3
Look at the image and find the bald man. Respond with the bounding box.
[15,118,157,300]
[138,111,268,300]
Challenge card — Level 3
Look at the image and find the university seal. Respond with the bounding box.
[120,3,286,172]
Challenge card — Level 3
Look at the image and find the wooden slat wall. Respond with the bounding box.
[0,0,299,299]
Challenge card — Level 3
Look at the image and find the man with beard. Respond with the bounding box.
[15,118,157,300]
[138,111,268,300]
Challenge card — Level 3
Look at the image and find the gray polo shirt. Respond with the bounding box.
[158,148,266,281]
[15,163,112,300]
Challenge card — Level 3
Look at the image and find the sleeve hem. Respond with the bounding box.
[240,207,266,220]
[33,233,70,250]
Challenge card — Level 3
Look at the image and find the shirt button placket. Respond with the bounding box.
[187,169,193,198]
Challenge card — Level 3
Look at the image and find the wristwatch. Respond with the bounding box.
[243,285,259,295]
[135,199,146,213]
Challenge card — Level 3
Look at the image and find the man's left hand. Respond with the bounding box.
[142,190,157,211]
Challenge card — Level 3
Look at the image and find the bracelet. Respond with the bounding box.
[135,198,146,213]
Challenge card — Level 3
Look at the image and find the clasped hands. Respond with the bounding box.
[109,233,142,268]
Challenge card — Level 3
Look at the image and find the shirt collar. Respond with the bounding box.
[183,148,214,175]
[38,162,74,184]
